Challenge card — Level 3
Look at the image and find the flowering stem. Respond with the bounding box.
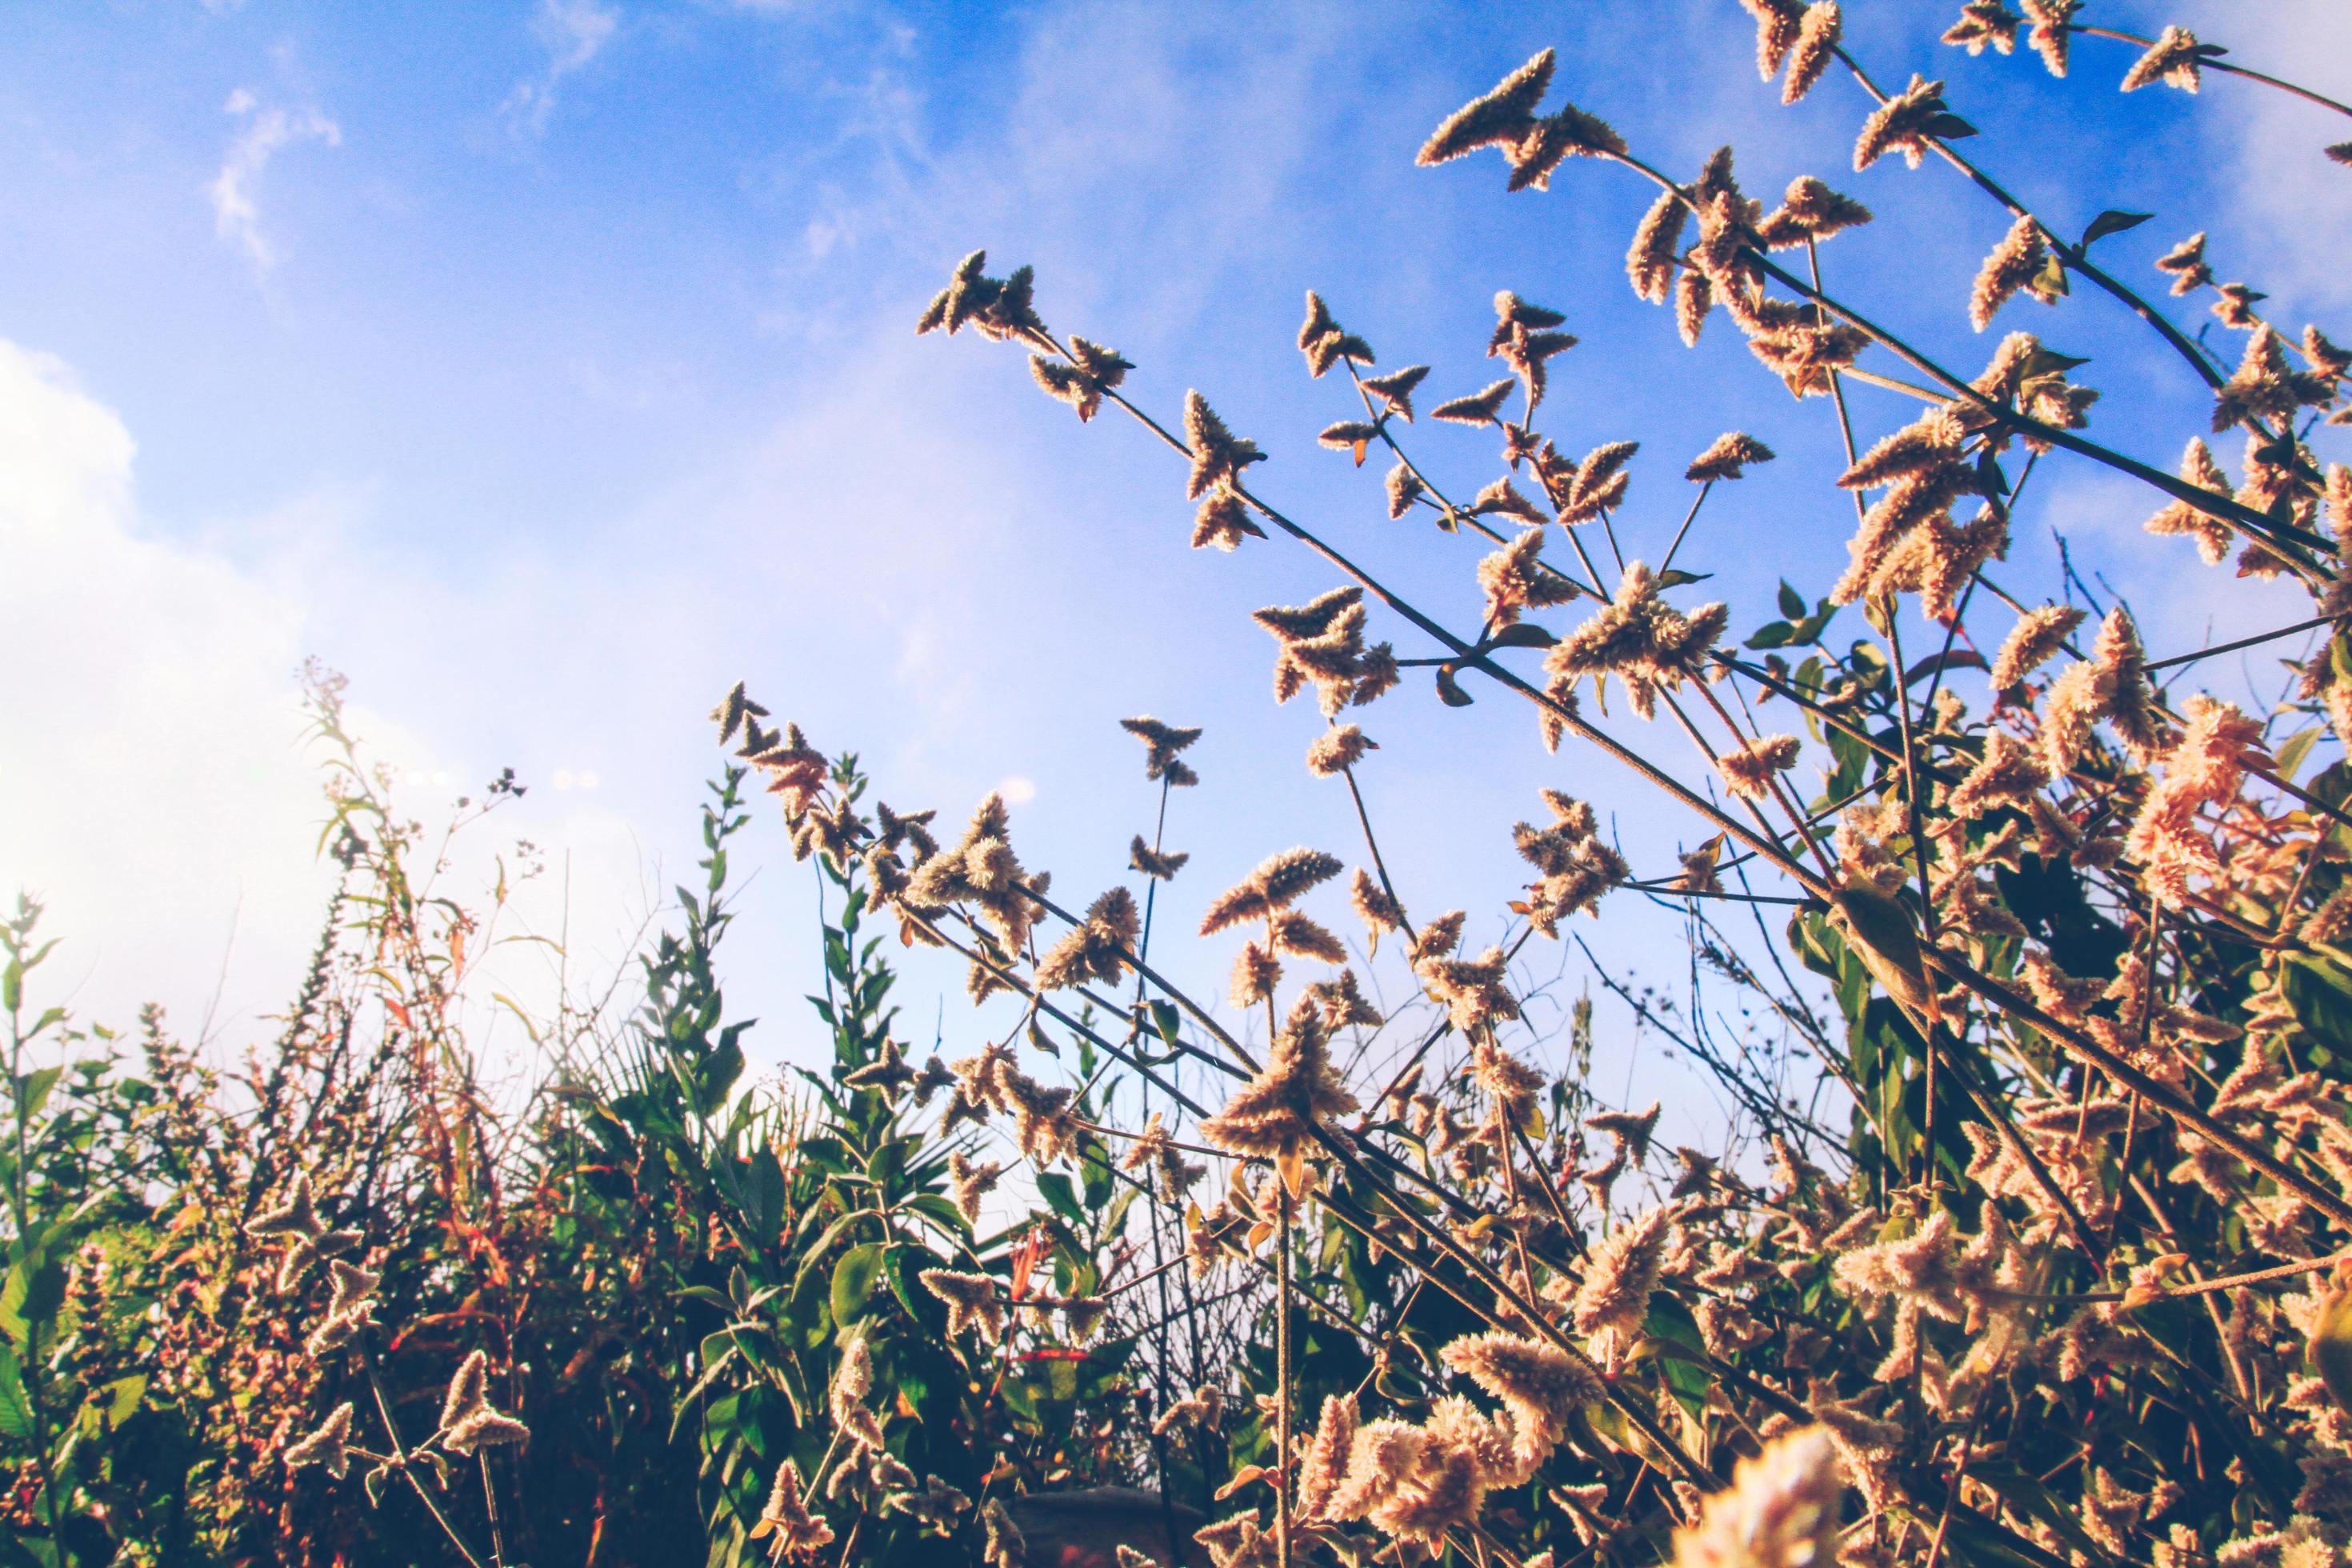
[478,1454,509,1568]
[1274,1185,1294,1568]
[1827,46,2264,418]
[2143,610,2345,674]
[1338,762,1417,948]
[362,1362,489,1568]
[1604,149,2330,562]
[1656,479,1714,574]
[2066,25,2352,121]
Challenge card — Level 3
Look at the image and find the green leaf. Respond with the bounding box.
[2278,726,2322,783]
[830,1243,886,1327]
[1475,622,1557,653]
[1923,111,1978,140]
[1746,621,1794,650]
[0,1350,28,1441]
[2030,250,2070,298]
[1654,568,1712,588]
[1778,580,1806,619]
[745,1149,786,1242]
[2021,345,2090,377]
[2285,956,2352,1054]
[1434,666,1474,706]
[80,1374,145,1437]
[2082,209,2154,246]
[1149,1001,1181,1048]
[12,1067,61,1126]
[1036,1171,1088,1229]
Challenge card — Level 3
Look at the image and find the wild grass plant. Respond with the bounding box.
[16,6,2352,1566]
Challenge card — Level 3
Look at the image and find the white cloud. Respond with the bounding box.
[208,91,340,274]
[0,339,666,1062]
[502,0,620,137]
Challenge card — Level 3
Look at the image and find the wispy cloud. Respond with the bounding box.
[208,89,340,274]
[502,0,620,137]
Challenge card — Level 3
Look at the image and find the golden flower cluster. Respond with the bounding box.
[1545,563,1729,719]
[1415,49,1626,193]
[1251,586,1399,716]
[1512,790,1630,935]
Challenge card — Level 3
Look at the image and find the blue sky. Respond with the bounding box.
[5,1,2350,1140]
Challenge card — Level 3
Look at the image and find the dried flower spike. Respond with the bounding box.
[1670,1426,1845,1568]
[1685,432,1775,482]
[1783,3,1842,102]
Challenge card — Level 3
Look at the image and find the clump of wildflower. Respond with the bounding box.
[1121,716,1202,785]
[1478,527,1583,627]
[1626,190,1686,304]
[1670,1426,1846,1568]
[1299,1394,1361,1521]
[1420,947,1520,1034]
[1590,1102,1662,1166]
[2042,606,2162,773]
[1305,966,1383,1028]
[1131,836,1189,881]
[919,1269,1007,1341]
[1574,1206,1672,1350]
[1685,431,1776,482]
[1944,1,2018,54]
[830,1338,886,1453]
[1030,336,1132,422]
[903,792,1040,961]
[751,1462,835,1562]
[914,250,1046,343]
[1230,942,1282,1007]
[1362,364,1429,421]
[1514,790,1630,934]
[1854,75,1951,171]
[1198,998,1358,1159]
[439,1349,530,1455]
[1199,847,1344,934]
[1298,291,1374,378]
[709,681,770,746]
[1739,0,1805,79]
[2121,26,2204,94]
[886,1475,972,1536]
[2021,0,2076,74]
[1989,603,2085,688]
[1350,866,1405,946]
[1782,4,1842,102]
[1545,562,1730,719]
[1126,1114,1209,1201]
[1306,724,1375,777]
[1970,214,2054,331]
[2126,695,2267,908]
[1757,177,1870,250]
[1183,390,1266,505]
[284,1403,356,1478]
[1947,732,2051,818]
[1431,378,1517,426]
[1253,586,1390,716]
[2155,232,2213,296]
[948,1150,1002,1222]
[1718,734,1800,800]
[1153,1382,1224,1437]
[1416,48,1626,190]
[1489,292,1578,410]
[1194,1514,1274,1568]
[1442,1331,1601,1467]
[1560,440,1640,524]
[1035,886,1139,992]
[305,1259,381,1356]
